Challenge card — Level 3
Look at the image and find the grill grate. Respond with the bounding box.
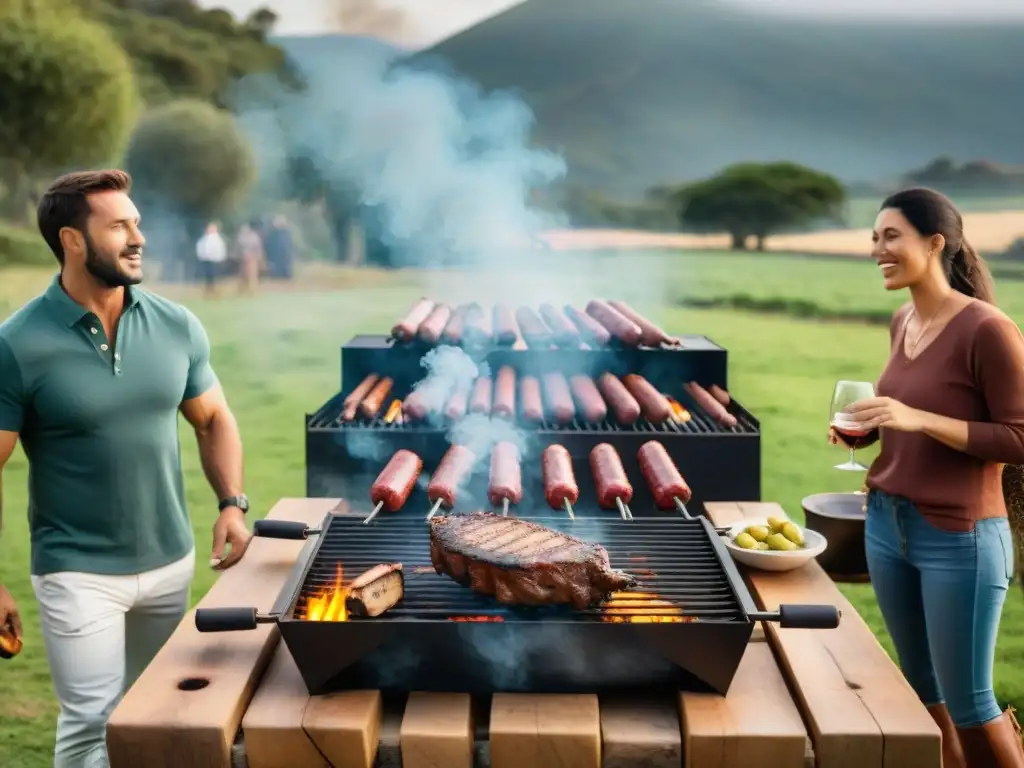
[306,395,757,436]
[291,517,747,624]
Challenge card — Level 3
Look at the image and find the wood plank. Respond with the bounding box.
[241,645,327,768]
[490,694,601,768]
[400,692,474,768]
[302,690,382,768]
[599,695,681,768]
[681,642,807,768]
[106,498,341,768]
[705,502,941,768]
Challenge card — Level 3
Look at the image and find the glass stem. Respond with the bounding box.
[849,447,856,465]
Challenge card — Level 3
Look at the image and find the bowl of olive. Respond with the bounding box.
[723,516,827,572]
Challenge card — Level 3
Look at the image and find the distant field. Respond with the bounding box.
[1,251,1021,767]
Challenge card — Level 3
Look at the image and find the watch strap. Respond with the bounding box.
[218,494,249,513]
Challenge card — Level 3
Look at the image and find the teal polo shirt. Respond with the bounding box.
[0,275,218,576]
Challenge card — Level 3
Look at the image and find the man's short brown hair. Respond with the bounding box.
[37,169,132,265]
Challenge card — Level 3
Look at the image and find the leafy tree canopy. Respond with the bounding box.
[675,162,846,250]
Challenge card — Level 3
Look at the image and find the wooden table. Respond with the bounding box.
[106,498,941,768]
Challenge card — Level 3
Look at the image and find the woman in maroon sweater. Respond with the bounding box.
[835,188,1024,767]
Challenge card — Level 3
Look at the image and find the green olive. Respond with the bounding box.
[754,541,770,551]
[782,522,805,547]
[767,516,788,534]
[745,525,770,542]
[734,532,758,550]
[766,533,799,552]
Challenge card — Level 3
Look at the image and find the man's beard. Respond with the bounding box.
[84,233,143,288]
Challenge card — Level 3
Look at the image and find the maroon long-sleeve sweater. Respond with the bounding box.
[866,300,1024,531]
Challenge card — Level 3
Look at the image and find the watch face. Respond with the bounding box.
[238,495,250,511]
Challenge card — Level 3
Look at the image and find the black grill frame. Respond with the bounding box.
[267,513,760,696]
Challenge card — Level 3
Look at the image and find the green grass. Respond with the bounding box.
[1,251,1022,766]
[844,195,1024,230]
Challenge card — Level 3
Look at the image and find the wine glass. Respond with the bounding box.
[829,380,876,471]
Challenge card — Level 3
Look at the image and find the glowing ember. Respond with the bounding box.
[666,397,692,423]
[304,564,348,622]
[600,591,693,624]
[384,399,402,424]
[450,616,505,622]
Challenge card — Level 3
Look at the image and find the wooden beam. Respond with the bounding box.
[490,694,601,768]
[106,498,341,768]
[400,692,474,768]
[599,694,682,768]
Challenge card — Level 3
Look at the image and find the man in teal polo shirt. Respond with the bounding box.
[0,169,251,768]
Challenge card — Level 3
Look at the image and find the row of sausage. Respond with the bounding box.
[391,298,679,349]
[367,440,694,521]
[342,369,738,428]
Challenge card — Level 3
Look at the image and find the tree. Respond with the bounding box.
[674,163,846,250]
[124,99,256,263]
[0,4,139,218]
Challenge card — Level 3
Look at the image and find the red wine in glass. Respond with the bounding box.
[832,425,879,450]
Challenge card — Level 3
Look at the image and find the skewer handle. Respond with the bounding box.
[563,498,575,520]
[502,497,510,517]
[425,497,444,521]
[363,501,385,525]
[674,497,693,519]
[615,497,633,521]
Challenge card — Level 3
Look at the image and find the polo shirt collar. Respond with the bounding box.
[44,273,140,327]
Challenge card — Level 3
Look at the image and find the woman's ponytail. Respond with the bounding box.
[947,238,996,304]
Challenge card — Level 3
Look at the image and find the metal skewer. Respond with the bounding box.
[563,498,575,520]
[363,501,385,525]
[426,498,445,521]
[501,497,510,517]
[615,497,634,521]
[674,497,692,519]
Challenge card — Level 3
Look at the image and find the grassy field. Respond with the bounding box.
[1,250,1022,765]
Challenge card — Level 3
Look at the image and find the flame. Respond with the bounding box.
[304,564,348,622]
[450,615,504,622]
[600,591,693,624]
[665,397,692,423]
[384,399,402,424]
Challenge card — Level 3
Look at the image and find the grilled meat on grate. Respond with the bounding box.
[429,513,636,609]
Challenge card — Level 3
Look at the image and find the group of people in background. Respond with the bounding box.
[194,215,294,296]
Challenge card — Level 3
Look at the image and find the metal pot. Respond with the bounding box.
[801,492,869,583]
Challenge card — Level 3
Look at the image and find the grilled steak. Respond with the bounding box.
[429,513,636,609]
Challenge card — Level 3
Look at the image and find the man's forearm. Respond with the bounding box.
[195,410,244,502]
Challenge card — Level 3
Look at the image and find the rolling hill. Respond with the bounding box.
[275,0,1024,199]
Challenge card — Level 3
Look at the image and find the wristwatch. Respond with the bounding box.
[218,494,250,514]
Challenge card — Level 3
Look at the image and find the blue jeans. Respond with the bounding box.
[865,490,1014,727]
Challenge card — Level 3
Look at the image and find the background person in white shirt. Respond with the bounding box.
[196,222,227,296]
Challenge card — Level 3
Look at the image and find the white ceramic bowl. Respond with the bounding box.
[722,518,827,572]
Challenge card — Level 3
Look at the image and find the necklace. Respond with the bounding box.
[904,292,951,359]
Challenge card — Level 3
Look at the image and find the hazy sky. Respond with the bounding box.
[203,0,1024,46]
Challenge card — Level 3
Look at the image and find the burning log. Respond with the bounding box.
[345,563,405,618]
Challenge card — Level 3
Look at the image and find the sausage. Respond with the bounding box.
[469,376,493,414]
[370,449,423,512]
[585,300,642,346]
[637,441,691,509]
[590,443,633,509]
[443,385,470,420]
[403,381,448,422]
[709,384,731,407]
[492,366,516,418]
[442,304,468,346]
[564,305,611,346]
[520,376,544,423]
[342,374,380,419]
[492,304,518,346]
[597,373,641,425]
[542,372,575,425]
[542,444,579,508]
[515,306,553,348]
[607,301,678,347]
[359,377,394,419]
[539,303,581,347]
[685,381,738,427]
[392,298,435,341]
[427,445,477,508]
[462,303,491,346]
[488,441,523,505]
[622,374,673,423]
[569,375,608,423]
[417,304,452,344]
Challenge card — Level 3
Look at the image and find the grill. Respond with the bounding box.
[195,514,841,696]
[305,333,761,513]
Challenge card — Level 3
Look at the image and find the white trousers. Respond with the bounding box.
[31,550,195,768]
